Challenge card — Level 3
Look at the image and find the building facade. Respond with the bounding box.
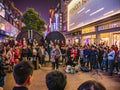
[67,0,120,47]
[48,0,71,33]
[0,0,22,39]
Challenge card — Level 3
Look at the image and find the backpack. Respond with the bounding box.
[80,66,89,72]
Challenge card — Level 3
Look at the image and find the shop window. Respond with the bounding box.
[113,34,120,47]
[0,7,5,18]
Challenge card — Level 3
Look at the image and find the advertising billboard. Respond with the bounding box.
[67,0,120,31]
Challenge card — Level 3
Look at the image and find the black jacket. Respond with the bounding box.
[0,55,7,76]
[21,48,28,57]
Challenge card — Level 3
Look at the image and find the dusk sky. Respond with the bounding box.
[12,0,60,24]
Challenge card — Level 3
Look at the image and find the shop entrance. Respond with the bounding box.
[100,33,110,46]
[113,33,120,47]
[82,35,96,45]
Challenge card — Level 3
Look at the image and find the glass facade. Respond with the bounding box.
[0,1,22,38]
[0,16,19,37]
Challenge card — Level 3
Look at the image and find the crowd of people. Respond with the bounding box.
[0,37,120,90]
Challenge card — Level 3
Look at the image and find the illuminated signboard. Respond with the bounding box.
[67,0,83,31]
[55,13,59,31]
[82,26,95,34]
[69,0,81,14]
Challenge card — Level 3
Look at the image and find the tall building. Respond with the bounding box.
[48,1,61,32]
[61,0,71,32]
[0,0,22,39]
[47,0,70,37]
[67,0,120,46]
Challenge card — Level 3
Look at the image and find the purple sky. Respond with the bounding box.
[12,0,60,24]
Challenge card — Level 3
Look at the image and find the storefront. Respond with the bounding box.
[113,32,120,47]
[82,34,96,45]
[81,26,96,45]
[99,31,120,47]
[99,33,110,46]
[98,21,120,47]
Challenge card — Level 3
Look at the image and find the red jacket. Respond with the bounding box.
[70,49,77,58]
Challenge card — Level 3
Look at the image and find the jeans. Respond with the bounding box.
[101,59,107,69]
[52,58,59,69]
[90,56,96,70]
[108,60,114,75]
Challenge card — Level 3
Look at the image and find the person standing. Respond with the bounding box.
[21,45,28,61]
[22,38,27,46]
[54,45,61,70]
[101,48,108,71]
[98,47,104,68]
[40,46,46,66]
[108,47,115,76]
[44,40,49,55]
[48,40,54,62]
[0,48,8,90]
[50,45,56,70]
[79,46,84,66]
[116,47,120,77]
[75,46,80,63]
[13,45,20,64]
[61,46,67,67]
[27,45,33,61]
[6,47,14,72]
[89,46,97,71]
[83,46,90,67]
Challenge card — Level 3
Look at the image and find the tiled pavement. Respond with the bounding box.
[4,63,120,90]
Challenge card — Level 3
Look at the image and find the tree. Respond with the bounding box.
[21,8,45,34]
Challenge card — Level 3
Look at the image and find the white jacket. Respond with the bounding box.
[108,50,115,60]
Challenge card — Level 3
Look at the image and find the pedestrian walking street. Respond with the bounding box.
[4,63,120,90]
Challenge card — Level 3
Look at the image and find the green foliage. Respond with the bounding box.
[21,8,46,34]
